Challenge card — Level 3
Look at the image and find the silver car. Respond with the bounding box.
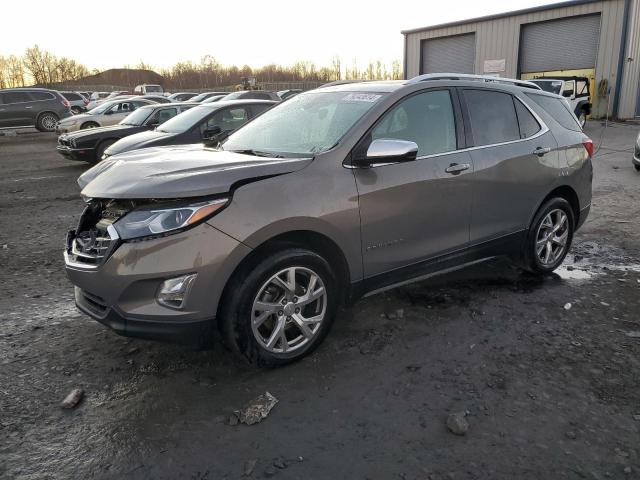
[65,75,593,366]
[56,98,154,133]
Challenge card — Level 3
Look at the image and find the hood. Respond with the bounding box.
[78,145,313,199]
[59,112,92,124]
[105,129,175,156]
[62,124,138,141]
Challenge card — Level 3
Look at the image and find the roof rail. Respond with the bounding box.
[407,73,542,90]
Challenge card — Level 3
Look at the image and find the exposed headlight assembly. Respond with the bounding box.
[114,198,228,240]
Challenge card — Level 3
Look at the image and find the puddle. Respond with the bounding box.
[555,243,640,282]
[555,265,594,280]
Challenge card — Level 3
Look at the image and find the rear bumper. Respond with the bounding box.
[74,287,213,344]
[56,145,95,162]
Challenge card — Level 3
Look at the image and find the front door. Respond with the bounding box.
[354,89,474,277]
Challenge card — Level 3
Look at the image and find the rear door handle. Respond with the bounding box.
[533,147,551,156]
[24,106,33,109]
[445,162,470,175]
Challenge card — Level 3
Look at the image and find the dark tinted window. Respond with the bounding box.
[203,107,249,135]
[464,90,520,146]
[251,103,272,116]
[372,90,457,156]
[252,93,271,100]
[31,91,55,101]
[2,92,32,104]
[63,92,81,101]
[525,93,581,132]
[514,98,541,139]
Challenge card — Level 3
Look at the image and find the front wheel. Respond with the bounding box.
[80,121,99,130]
[219,248,338,366]
[94,140,115,163]
[522,198,575,274]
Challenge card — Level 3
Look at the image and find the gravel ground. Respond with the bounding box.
[1,122,639,480]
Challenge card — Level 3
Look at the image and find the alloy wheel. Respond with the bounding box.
[251,266,327,354]
[41,114,57,131]
[535,208,569,266]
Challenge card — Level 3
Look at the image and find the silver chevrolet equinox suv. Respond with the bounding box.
[65,74,593,366]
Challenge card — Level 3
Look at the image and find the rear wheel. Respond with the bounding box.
[80,121,99,130]
[219,248,338,366]
[577,109,587,128]
[523,198,575,274]
[36,112,59,132]
[94,139,115,163]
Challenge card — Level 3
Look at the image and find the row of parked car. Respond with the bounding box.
[0,85,299,134]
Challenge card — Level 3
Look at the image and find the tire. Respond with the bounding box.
[80,121,99,130]
[94,139,115,163]
[71,106,82,115]
[577,110,587,128]
[522,198,575,274]
[35,112,59,132]
[219,248,339,367]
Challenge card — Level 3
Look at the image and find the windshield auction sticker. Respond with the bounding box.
[342,93,381,102]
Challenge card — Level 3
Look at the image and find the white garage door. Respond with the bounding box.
[519,14,601,73]
[421,34,476,74]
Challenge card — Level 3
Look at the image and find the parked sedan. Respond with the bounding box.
[55,98,154,133]
[57,102,196,163]
[103,100,276,158]
[188,91,228,102]
[61,91,90,114]
[167,92,198,102]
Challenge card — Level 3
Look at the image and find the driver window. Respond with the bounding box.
[371,90,456,157]
[200,107,249,136]
[562,81,575,97]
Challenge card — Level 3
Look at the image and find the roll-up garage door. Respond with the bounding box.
[519,14,601,73]
[421,33,476,74]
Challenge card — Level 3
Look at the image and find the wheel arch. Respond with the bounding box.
[529,185,580,229]
[216,229,353,322]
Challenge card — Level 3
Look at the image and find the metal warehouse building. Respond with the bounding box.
[402,0,640,119]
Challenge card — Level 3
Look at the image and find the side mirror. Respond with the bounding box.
[562,90,574,98]
[358,139,419,166]
[203,126,222,140]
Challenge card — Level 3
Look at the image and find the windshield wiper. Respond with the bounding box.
[230,149,284,158]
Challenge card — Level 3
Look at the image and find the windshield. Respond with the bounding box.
[223,91,385,156]
[156,105,211,133]
[531,80,563,95]
[120,107,153,126]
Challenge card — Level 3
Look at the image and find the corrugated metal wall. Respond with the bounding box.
[618,0,640,118]
[404,0,637,118]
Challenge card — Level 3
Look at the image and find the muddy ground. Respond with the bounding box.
[1,122,639,480]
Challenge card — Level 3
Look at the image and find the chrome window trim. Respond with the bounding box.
[347,90,550,169]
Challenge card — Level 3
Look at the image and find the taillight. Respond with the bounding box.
[83,99,89,105]
[582,138,594,157]
[62,99,70,108]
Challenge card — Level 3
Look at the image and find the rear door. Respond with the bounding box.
[0,91,33,127]
[460,88,559,243]
[355,88,474,277]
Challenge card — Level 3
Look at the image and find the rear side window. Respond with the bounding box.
[525,93,581,132]
[2,92,32,104]
[463,90,520,146]
[31,91,55,101]
[63,92,80,101]
[372,89,457,157]
[513,99,541,139]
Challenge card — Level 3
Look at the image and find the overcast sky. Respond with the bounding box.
[2,0,555,70]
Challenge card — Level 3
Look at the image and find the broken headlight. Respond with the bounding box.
[113,198,228,240]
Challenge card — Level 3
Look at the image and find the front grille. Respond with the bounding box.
[70,227,118,267]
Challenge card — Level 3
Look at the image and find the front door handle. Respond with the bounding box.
[533,147,551,157]
[445,162,470,175]
[24,106,33,109]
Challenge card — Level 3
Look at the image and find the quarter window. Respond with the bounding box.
[371,90,457,157]
[31,91,54,101]
[513,99,541,139]
[525,93,581,132]
[464,90,520,146]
